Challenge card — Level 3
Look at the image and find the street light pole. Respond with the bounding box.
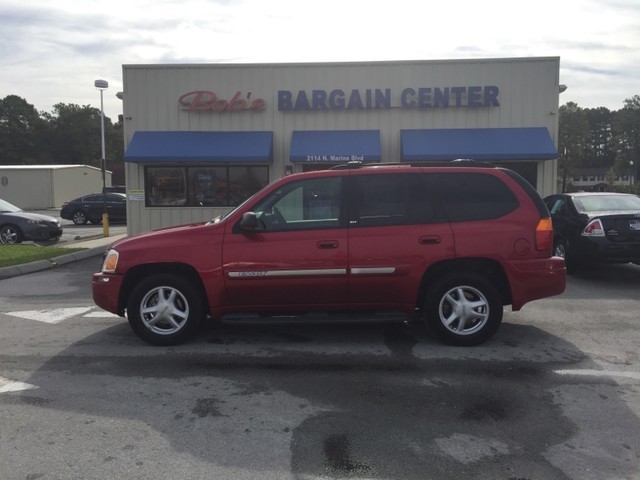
[631,160,635,193]
[95,79,109,237]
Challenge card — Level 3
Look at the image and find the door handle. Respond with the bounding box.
[419,235,441,245]
[317,240,339,249]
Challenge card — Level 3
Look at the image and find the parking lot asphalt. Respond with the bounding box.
[0,233,127,280]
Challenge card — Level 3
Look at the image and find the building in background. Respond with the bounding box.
[569,167,635,192]
[121,57,563,234]
[0,165,112,210]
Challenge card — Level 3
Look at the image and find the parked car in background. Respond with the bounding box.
[93,161,566,347]
[544,192,640,272]
[0,198,63,244]
[61,193,127,225]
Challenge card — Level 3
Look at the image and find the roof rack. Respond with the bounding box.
[329,159,497,170]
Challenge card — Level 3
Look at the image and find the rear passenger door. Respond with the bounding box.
[105,194,127,222]
[83,194,106,221]
[347,172,455,307]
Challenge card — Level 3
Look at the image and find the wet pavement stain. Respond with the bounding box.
[323,433,372,475]
[191,397,225,418]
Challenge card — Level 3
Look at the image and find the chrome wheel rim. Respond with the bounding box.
[72,211,86,224]
[1,227,18,244]
[139,286,189,336]
[438,285,490,336]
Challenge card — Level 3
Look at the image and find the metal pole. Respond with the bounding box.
[99,88,109,237]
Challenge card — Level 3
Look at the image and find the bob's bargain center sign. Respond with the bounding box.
[178,85,500,112]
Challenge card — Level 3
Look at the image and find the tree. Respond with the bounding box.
[612,95,640,192]
[558,102,590,192]
[584,107,613,167]
[41,103,107,166]
[0,95,47,164]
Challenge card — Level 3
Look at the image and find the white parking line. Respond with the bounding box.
[84,310,121,318]
[0,377,38,393]
[6,307,94,324]
[555,369,640,381]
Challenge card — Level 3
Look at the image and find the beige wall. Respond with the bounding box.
[0,166,111,209]
[122,57,561,234]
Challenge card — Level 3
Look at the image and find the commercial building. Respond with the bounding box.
[122,57,562,234]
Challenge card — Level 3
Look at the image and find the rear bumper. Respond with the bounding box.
[504,256,566,310]
[92,273,125,315]
[572,237,640,264]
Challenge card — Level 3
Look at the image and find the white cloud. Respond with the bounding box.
[1,0,639,120]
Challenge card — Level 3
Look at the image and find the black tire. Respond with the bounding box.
[553,238,576,274]
[126,274,204,346]
[72,210,88,225]
[424,273,503,346]
[0,224,23,244]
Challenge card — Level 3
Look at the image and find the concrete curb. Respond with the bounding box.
[0,239,120,281]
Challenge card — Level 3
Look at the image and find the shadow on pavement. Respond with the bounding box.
[9,318,640,480]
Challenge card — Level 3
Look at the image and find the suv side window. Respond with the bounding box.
[251,176,343,232]
[430,173,519,222]
[353,173,442,227]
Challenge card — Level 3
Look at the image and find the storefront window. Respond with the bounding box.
[145,166,269,207]
[190,167,226,206]
[147,167,187,206]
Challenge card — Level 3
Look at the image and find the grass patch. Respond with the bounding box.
[0,244,86,268]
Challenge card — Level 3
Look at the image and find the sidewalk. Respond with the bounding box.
[0,233,127,280]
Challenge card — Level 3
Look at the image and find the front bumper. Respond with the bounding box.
[92,273,125,316]
[25,226,63,242]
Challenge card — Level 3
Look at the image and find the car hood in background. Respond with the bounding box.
[1,211,60,223]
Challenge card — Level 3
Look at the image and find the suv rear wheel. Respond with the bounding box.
[126,274,204,346]
[424,273,502,346]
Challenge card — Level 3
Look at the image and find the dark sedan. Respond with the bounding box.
[61,193,127,225]
[544,192,640,272]
[0,198,63,244]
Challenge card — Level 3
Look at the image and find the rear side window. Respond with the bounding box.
[429,173,519,222]
[352,173,446,227]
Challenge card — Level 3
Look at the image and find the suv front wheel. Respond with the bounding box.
[424,273,503,346]
[127,274,204,346]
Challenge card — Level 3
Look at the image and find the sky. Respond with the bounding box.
[1,0,639,121]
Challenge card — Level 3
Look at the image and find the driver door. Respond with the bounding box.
[222,175,349,308]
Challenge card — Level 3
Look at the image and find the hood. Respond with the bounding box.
[3,211,59,224]
[109,221,222,250]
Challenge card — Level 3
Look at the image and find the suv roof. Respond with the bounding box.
[330,159,498,170]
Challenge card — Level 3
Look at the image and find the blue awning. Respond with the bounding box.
[401,127,558,161]
[124,131,273,163]
[290,130,381,163]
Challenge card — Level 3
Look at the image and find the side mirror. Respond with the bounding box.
[239,211,259,231]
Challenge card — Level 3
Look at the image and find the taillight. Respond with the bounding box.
[535,217,553,251]
[582,219,605,237]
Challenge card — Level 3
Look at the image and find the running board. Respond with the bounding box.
[219,311,414,325]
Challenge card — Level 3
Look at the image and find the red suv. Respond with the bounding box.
[92,162,566,346]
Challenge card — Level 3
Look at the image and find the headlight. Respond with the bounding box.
[101,249,119,273]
